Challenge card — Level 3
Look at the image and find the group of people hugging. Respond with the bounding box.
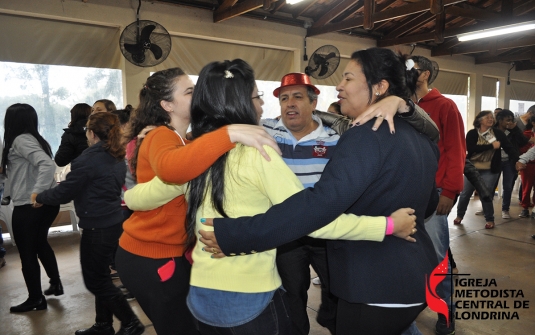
[5,47,471,335]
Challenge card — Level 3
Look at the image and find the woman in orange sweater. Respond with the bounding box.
[115,67,279,335]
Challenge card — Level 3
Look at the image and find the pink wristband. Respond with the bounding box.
[385,216,394,235]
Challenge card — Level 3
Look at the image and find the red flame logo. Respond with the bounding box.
[425,254,450,326]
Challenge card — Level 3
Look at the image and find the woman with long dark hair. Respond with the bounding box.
[196,49,440,334]
[124,59,422,335]
[2,103,61,313]
[115,67,280,335]
[55,103,92,167]
[36,113,144,335]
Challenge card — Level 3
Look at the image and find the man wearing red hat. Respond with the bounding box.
[261,73,339,335]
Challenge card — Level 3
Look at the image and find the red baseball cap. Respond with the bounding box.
[273,73,320,98]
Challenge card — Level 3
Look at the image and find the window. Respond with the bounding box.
[0,61,123,154]
[510,100,535,118]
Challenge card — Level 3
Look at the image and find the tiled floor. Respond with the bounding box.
[1,195,534,335]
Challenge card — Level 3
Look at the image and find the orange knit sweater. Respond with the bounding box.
[119,126,235,259]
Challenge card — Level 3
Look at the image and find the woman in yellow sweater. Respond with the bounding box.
[124,60,418,335]
[115,67,282,335]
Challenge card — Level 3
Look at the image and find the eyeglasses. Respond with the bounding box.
[83,127,89,132]
[252,91,264,100]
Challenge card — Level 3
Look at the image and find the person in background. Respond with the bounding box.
[36,112,144,335]
[454,111,518,230]
[92,99,117,114]
[493,110,529,219]
[3,103,62,313]
[327,102,342,115]
[115,67,281,335]
[518,115,535,218]
[494,108,503,120]
[515,105,535,131]
[55,103,92,167]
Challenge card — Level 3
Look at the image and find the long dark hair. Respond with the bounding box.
[128,68,186,177]
[69,103,92,127]
[350,48,419,104]
[186,59,257,247]
[86,112,125,160]
[2,103,53,177]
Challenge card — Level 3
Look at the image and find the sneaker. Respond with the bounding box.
[475,208,483,215]
[311,277,321,285]
[530,212,535,219]
[435,313,455,335]
[519,209,529,218]
[502,211,511,219]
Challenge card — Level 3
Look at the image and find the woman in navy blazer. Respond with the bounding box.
[204,48,440,335]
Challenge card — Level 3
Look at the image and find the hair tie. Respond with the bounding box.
[406,59,415,71]
[223,70,234,79]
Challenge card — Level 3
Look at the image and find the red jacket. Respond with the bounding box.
[417,88,466,200]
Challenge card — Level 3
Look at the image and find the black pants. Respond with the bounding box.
[12,204,60,299]
[80,223,123,300]
[337,299,425,335]
[115,246,197,335]
[276,237,337,335]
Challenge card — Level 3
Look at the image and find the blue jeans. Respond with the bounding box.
[457,170,500,222]
[500,160,518,211]
[195,288,291,335]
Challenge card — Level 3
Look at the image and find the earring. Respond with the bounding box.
[375,92,380,96]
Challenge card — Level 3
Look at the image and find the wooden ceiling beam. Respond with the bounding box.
[430,0,443,15]
[291,0,318,18]
[514,0,535,16]
[432,34,535,56]
[445,4,501,22]
[384,12,435,38]
[379,12,535,47]
[217,0,239,12]
[270,0,286,14]
[311,0,360,28]
[214,0,265,23]
[515,61,535,71]
[434,10,446,43]
[363,0,375,30]
[475,49,535,64]
[307,0,466,37]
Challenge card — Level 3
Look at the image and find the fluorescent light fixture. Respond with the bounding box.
[458,21,535,41]
[287,0,305,4]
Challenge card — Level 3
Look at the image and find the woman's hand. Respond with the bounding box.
[138,125,157,140]
[492,141,501,149]
[227,125,281,161]
[31,193,43,208]
[390,208,417,242]
[198,218,226,258]
[351,96,406,134]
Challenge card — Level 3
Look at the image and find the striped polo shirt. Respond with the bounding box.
[261,114,340,188]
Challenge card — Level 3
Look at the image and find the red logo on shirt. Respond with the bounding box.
[426,255,451,326]
[313,145,327,157]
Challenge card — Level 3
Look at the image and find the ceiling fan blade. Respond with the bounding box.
[149,43,163,60]
[124,43,144,55]
[140,25,156,41]
[323,52,337,60]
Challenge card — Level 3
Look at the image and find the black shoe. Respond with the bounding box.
[116,318,144,335]
[435,313,455,335]
[519,209,529,218]
[531,235,535,239]
[75,323,114,335]
[10,296,47,313]
[44,281,64,296]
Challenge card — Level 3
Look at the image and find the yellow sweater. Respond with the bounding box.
[125,145,386,293]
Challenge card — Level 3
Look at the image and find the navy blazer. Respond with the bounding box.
[214,117,439,304]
